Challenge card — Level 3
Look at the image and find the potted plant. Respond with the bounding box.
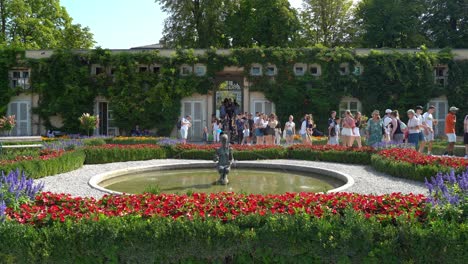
[0,115,16,136]
[79,113,99,137]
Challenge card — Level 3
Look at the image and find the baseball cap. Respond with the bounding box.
[385,109,392,114]
[415,105,424,111]
[449,106,459,112]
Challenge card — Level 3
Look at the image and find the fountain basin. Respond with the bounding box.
[89,162,354,195]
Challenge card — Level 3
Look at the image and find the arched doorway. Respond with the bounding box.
[214,80,243,118]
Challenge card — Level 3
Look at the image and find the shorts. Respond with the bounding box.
[418,132,425,142]
[180,129,188,139]
[255,128,264,137]
[464,133,468,144]
[286,130,294,136]
[446,133,456,143]
[424,131,434,141]
[352,127,360,137]
[264,127,275,136]
[341,128,353,136]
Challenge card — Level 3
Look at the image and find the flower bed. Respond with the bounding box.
[372,148,468,181]
[7,192,427,225]
[104,136,163,145]
[83,144,166,164]
[288,144,375,164]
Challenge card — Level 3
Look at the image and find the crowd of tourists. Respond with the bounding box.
[178,100,468,159]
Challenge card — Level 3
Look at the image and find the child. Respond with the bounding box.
[242,122,250,145]
[202,126,208,144]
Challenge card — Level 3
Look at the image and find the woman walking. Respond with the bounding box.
[366,110,383,146]
[390,110,405,143]
[342,110,355,147]
[351,111,362,148]
[265,114,278,145]
[284,115,296,145]
[254,114,265,145]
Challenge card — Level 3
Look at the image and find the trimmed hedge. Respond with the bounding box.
[169,147,288,160]
[371,155,451,182]
[0,150,85,179]
[83,146,166,164]
[0,212,466,263]
[289,149,373,164]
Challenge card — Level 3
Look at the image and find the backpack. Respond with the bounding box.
[176,119,182,130]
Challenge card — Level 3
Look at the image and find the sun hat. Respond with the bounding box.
[407,109,416,115]
[449,106,459,112]
[385,109,392,114]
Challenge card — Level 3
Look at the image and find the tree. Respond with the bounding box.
[355,0,429,48]
[156,0,236,48]
[226,0,301,47]
[300,0,356,47]
[0,0,94,49]
[422,0,468,48]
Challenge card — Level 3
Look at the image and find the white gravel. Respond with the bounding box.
[36,159,428,198]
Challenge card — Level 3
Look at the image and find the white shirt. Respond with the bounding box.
[408,117,419,134]
[422,112,433,129]
[300,120,307,135]
[181,118,190,131]
[253,116,259,123]
[285,121,295,131]
[383,115,392,133]
[212,122,220,133]
[415,114,423,132]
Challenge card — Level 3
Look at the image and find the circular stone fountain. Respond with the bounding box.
[89,162,354,195]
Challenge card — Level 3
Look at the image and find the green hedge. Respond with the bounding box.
[104,137,160,145]
[170,148,288,160]
[83,147,166,164]
[0,150,85,179]
[0,212,466,263]
[370,154,450,181]
[289,149,372,165]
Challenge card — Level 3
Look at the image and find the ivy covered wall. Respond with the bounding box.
[1,47,466,135]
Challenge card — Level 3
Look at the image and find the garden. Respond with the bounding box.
[0,135,467,263]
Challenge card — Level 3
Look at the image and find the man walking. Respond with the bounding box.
[422,106,436,155]
[444,106,458,156]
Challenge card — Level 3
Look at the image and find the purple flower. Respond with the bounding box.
[425,168,468,207]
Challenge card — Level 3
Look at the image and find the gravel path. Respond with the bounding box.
[36,159,427,198]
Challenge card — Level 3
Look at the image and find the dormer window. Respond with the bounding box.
[151,64,161,74]
[265,65,277,76]
[194,64,207,76]
[139,66,148,73]
[250,64,262,76]
[353,64,364,75]
[294,63,307,76]
[180,65,193,76]
[309,64,321,76]
[339,63,349,75]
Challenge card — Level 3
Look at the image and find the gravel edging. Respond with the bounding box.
[36,159,427,198]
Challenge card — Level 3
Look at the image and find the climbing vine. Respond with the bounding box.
[1,46,465,135]
[0,48,25,115]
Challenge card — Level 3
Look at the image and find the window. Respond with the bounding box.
[110,68,116,75]
[95,67,104,75]
[339,63,349,75]
[353,64,363,75]
[151,64,161,74]
[250,64,262,76]
[339,97,361,117]
[180,65,192,76]
[309,64,321,76]
[138,66,148,73]
[294,63,307,76]
[265,65,277,76]
[434,65,448,86]
[9,69,30,89]
[194,64,207,76]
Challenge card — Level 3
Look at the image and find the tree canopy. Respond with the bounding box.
[156,0,468,48]
[0,0,94,49]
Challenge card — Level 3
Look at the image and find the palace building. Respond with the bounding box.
[4,47,468,140]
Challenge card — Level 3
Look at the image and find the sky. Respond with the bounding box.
[61,0,324,49]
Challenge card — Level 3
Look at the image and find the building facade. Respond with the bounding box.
[4,48,468,140]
